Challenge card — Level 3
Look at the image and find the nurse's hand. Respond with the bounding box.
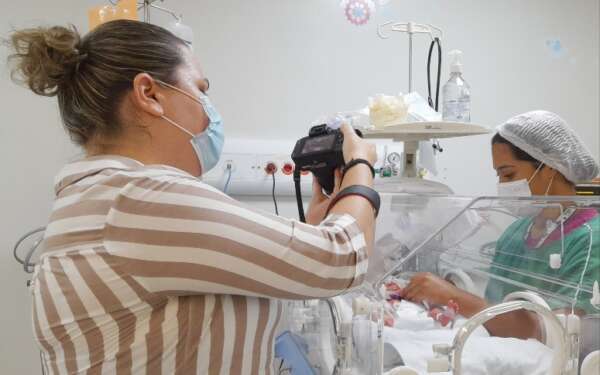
[401,272,461,306]
[305,169,342,225]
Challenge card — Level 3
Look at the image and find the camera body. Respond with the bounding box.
[291,124,362,194]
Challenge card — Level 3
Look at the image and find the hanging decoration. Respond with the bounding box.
[340,0,376,26]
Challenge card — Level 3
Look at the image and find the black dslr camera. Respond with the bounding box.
[291,124,363,195]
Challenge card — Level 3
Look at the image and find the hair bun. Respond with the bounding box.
[8,25,82,96]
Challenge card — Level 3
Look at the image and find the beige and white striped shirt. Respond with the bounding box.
[31,156,368,374]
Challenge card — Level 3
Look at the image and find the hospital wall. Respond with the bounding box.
[1,0,598,373]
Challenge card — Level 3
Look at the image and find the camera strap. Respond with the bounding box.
[294,169,306,222]
[325,185,381,218]
[342,158,376,180]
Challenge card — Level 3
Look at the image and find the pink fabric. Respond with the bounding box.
[526,208,598,248]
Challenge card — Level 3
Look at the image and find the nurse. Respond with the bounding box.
[7,20,378,374]
[402,111,600,339]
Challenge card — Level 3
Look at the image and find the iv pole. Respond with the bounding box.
[105,1,193,45]
[375,22,444,178]
[377,22,442,94]
[107,0,181,23]
[138,0,181,23]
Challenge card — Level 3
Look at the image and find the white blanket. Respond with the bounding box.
[383,302,554,375]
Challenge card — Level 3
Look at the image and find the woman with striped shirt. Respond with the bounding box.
[7,20,378,374]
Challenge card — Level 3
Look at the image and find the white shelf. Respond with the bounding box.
[362,121,491,142]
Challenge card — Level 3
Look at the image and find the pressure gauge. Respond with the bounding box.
[387,152,402,165]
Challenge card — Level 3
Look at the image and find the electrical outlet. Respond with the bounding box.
[223,159,236,172]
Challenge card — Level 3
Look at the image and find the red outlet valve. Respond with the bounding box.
[265,162,278,175]
[282,163,294,175]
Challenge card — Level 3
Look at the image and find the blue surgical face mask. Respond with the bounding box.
[156,79,224,175]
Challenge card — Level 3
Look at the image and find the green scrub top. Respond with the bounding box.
[485,209,600,313]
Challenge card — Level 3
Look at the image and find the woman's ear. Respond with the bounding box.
[131,73,165,117]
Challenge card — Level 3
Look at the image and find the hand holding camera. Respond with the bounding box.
[292,123,380,232]
[305,169,343,225]
[291,123,376,195]
[340,123,377,167]
[304,124,377,224]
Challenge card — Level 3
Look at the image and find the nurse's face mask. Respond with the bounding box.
[497,163,556,217]
[155,79,224,175]
[497,163,545,197]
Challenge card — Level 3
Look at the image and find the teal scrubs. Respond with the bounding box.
[485,209,600,313]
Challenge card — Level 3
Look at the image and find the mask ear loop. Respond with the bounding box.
[161,114,195,138]
[155,78,206,105]
[544,171,557,195]
[528,163,545,184]
[154,77,207,138]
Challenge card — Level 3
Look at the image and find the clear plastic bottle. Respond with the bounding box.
[442,50,471,122]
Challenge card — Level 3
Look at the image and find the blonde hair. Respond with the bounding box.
[7,20,186,145]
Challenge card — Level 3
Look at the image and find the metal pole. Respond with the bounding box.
[408,32,413,93]
[402,140,418,178]
[145,0,150,22]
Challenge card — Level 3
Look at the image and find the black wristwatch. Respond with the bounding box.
[326,185,381,218]
[342,158,376,179]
